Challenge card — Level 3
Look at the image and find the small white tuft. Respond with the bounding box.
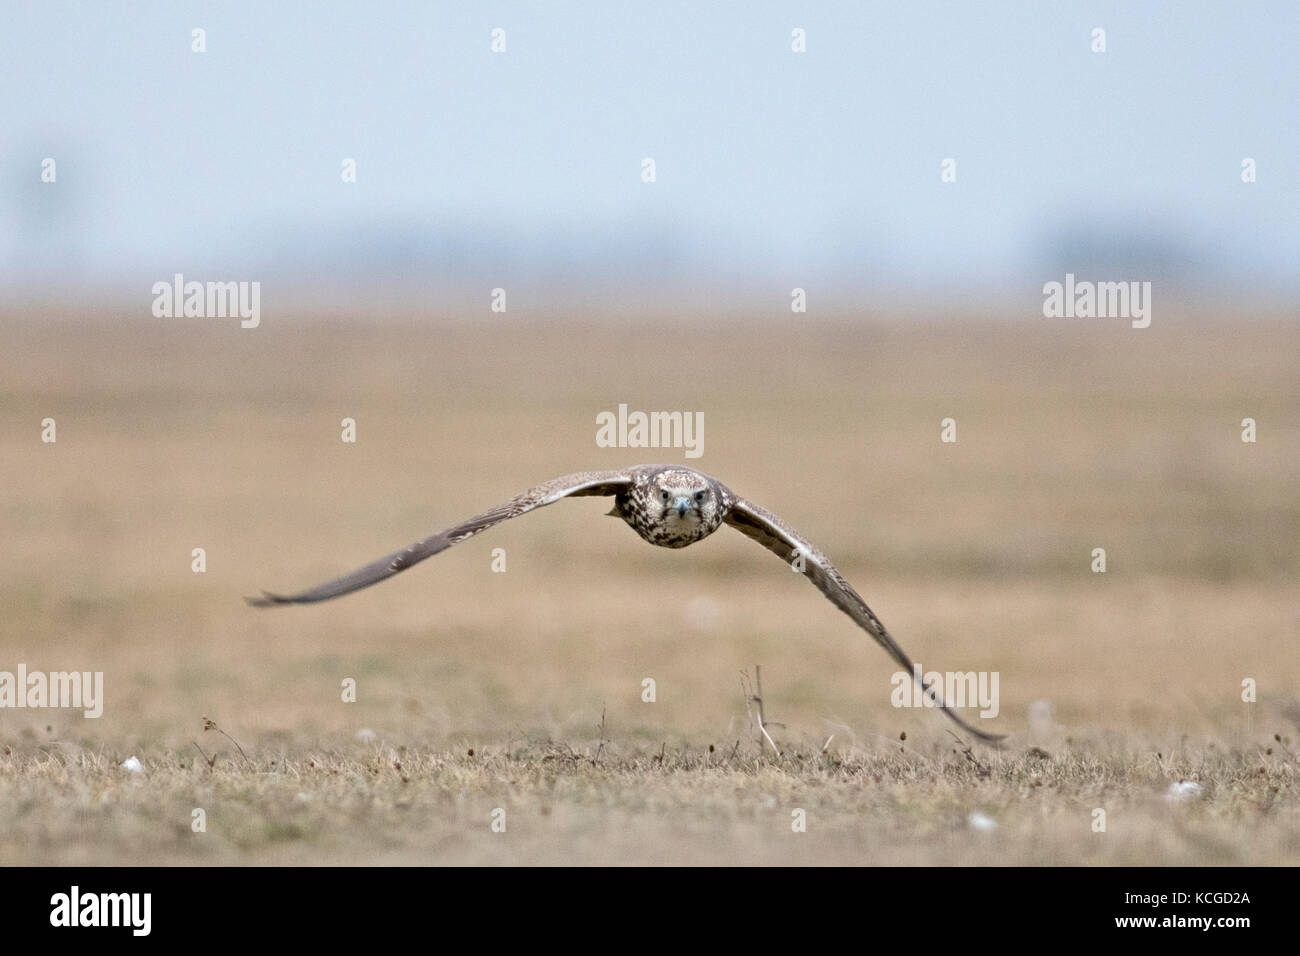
[120,756,143,773]
[1166,781,1202,801]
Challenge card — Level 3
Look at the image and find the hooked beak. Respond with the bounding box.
[673,496,691,517]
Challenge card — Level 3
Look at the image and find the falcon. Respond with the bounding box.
[249,464,1004,742]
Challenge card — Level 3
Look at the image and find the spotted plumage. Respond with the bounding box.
[249,463,1003,742]
[614,466,731,547]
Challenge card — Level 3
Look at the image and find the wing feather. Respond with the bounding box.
[725,498,1004,743]
[247,470,633,606]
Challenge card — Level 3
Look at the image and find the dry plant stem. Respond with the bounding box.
[594,706,607,764]
[752,665,782,756]
[202,716,252,767]
[192,741,216,770]
[947,729,991,776]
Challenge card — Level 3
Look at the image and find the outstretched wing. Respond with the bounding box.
[724,498,1004,743]
[247,470,634,607]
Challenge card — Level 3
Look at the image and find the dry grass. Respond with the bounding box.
[0,304,1296,864]
[3,730,1297,865]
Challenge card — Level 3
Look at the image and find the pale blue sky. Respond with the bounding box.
[3,1,1297,302]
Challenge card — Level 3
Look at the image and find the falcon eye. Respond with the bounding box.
[661,490,669,500]
[694,491,705,502]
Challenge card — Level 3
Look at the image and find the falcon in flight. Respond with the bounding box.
[250,464,1003,742]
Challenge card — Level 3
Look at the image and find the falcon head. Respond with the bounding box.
[633,468,723,544]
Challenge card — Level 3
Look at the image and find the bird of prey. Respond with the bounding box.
[249,464,1004,742]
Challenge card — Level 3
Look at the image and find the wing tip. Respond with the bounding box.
[947,719,1008,746]
[245,591,292,608]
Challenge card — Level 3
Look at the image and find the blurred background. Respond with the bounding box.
[1,1,1297,753]
[3,1,1298,310]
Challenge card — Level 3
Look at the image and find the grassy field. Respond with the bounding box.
[1,304,1297,865]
